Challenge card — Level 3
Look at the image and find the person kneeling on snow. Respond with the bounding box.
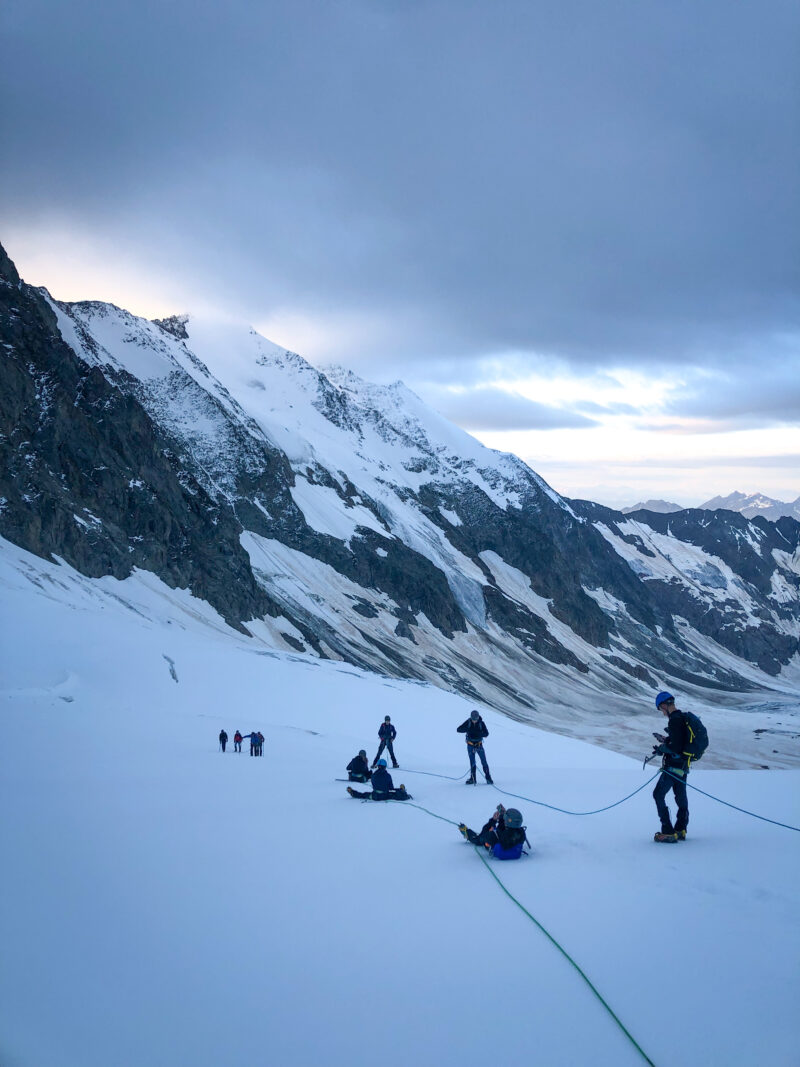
[459,805,528,859]
[346,749,372,783]
[347,759,411,801]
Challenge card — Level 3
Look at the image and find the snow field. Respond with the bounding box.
[1,554,799,1066]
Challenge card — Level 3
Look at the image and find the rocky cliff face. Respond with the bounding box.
[2,242,798,751]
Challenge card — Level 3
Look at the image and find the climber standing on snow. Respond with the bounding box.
[372,715,399,768]
[218,729,228,753]
[649,690,707,842]
[457,709,493,784]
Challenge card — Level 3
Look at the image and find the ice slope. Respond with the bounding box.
[1,544,799,1067]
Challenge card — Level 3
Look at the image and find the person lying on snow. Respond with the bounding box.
[347,759,411,801]
[459,805,528,859]
[346,749,372,783]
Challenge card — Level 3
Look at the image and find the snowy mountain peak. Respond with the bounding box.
[1,240,799,756]
[699,491,800,522]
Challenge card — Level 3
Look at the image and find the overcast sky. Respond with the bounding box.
[2,0,798,507]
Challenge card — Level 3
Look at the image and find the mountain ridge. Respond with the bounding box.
[2,242,799,758]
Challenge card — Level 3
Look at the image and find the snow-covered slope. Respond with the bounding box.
[1,242,799,764]
[1,533,799,1067]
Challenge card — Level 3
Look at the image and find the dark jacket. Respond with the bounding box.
[219,731,228,742]
[378,722,396,741]
[371,766,394,793]
[457,717,489,743]
[661,710,690,769]
[347,754,371,777]
[495,821,527,851]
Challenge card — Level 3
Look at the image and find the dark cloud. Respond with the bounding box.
[1,0,798,382]
[423,386,597,431]
[661,360,800,429]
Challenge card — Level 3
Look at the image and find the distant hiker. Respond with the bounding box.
[457,710,493,784]
[649,691,707,842]
[459,804,527,859]
[219,730,228,753]
[347,759,411,801]
[372,716,399,768]
[257,731,265,757]
[347,749,372,783]
[234,730,243,753]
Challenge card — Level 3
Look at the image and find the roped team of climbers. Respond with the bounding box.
[216,689,708,855]
[219,729,264,756]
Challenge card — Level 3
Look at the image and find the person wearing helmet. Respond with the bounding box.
[456,709,493,784]
[458,804,527,860]
[346,749,372,783]
[347,759,412,801]
[372,715,399,769]
[651,691,691,842]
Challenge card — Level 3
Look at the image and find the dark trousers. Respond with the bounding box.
[467,743,490,778]
[466,820,498,847]
[348,788,409,801]
[220,740,227,752]
[653,770,689,833]
[373,739,397,766]
[234,742,241,752]
[348,772,371,782]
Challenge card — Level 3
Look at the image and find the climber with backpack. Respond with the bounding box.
[458,804,528,859]
[649,691,708,842]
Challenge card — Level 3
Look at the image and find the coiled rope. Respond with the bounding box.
[402,800,657,1067]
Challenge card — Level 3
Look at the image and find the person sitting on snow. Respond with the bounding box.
[347,759,411,801]
[459,804,528,859]
[346,749,372,783]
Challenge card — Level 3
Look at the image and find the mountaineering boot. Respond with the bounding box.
[392,762,399,768]
[347,786,356,797]
[465,775,476,785]
[676,829,687,840]
[458,824,469,839]
[654,831,679,842]
[485,774,494,784]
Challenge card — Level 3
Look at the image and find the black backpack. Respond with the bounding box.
[682,712,708,763]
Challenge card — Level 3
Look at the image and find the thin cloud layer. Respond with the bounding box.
[424,386,598,432]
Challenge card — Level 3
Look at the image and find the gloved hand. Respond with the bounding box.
[653,743,667,756]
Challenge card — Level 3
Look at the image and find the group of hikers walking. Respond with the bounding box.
[219,729,264,756]
[342,690,707,855]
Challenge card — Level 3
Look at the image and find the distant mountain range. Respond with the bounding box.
[624,492,800,522]
[1,240,798,754]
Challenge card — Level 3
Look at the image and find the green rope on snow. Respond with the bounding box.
[488,772,661,815]
[473,846,657,1067]
[664,769,800,833]
[402,801,658,1067]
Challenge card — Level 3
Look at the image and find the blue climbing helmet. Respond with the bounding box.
[655,691,675,709]
[504,808,523,828]
[377,758,387,767]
